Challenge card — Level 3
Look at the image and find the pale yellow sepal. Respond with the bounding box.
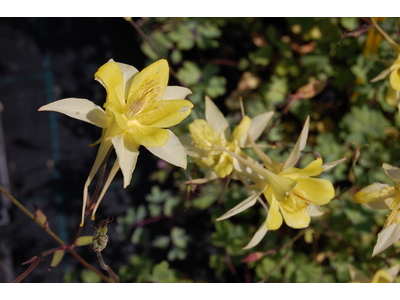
[280,115,310,173]
[239,111,274,148]
[242,221,269,250]
[146,129,188,169]
[347,263,371,283]
[353,182,394,208]
[39,98,111,128]
[216,190,264,221]
[372,221,400,257]
[205,95,231,140]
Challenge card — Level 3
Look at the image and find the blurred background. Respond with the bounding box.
[0,17,399,283]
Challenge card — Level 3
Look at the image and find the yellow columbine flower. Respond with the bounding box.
[347,263,399,283]
[39,59,193,226]
[183,95,274,181]
[217,116,346,249]
[369,18,400,109]
[353,163,400,256]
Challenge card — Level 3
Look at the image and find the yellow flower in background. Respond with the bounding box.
[183,95,274,182]
[353,163,400,256]
[347,263,400,283]
[369,18,400,109]
[39,59,193,226]
[217,116,346,249]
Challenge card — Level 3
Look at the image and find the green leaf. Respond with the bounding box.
[191,193,216,210]
[152,261,177,283]
[152,236,171,248]
[171,227,189,249]
[168,25,195,50]
[131,227,144,244]
[264,75,288,104]
[167,247,187,261]
[164,197,180,217]
[50,249,65,268]
[81,269,101,283]
[205,76,227,98]
[177,61,202,86]
[149,203,162,217]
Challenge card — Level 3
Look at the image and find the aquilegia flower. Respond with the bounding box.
[369,18,400,106]
[353,163,400,256]
[217,116,346,248]
[39,59,193,226]
[183,95,274,182]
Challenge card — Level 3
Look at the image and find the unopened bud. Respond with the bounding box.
[92,217,112,253]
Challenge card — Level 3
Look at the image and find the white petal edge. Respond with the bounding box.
[280,115,310,173]
[162,86,193,100]
[386,264,400,279]
[112,132,140,188]
[216,190,263,221]
[242,221,269,250]
[205,95,231,140]
[372,222,400,257]
[39,98,111,128]
[146,129,187,169]
[239,111,274,148]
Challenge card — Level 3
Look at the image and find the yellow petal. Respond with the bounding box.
[39,98,111,128]
[266,194,283,230]
[232,116,251,141]
[284,158,324,178]
[205,96,231,140]
[371,270,393,283]
[95,59,125,112]
[111,132,140,188]
[126,59,169,111]
[279,193,310,229]
[162,86,192,100]
[242,221,269,249]
[128,122,169,147]
[146,129,188,169]
[353,182,394,206]
[280,115,310,173]
[293,177,335,206]
[390,64,400,91]
[214,152,233,178]
[137,100,193,127]
[239,111,274,148]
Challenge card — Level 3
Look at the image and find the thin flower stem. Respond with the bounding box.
[13,257,41,283]
[0,185,66,246]
[96,251,119,283]
[261,229,305,283]
[225,253,239,282]
[0,185,112,283]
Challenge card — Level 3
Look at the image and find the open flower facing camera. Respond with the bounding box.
[39,59,193,226]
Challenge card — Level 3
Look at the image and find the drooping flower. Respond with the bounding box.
[182,95,274,182]
[369,18,400,109]
[217,116,346,249]
[353,163,400,256]
[39,59,193,226]
[347,263,399,283]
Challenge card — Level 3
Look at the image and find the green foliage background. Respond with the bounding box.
[71,17,400,283]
